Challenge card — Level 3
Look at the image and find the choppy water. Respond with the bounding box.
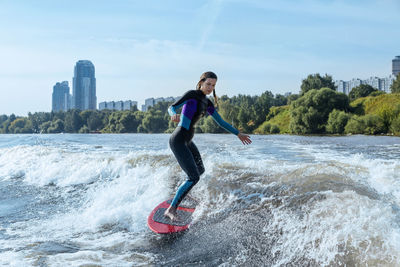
[0,134,399,266]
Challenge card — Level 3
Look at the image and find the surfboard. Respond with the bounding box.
[147,198,196,234]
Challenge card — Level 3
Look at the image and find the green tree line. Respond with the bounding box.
[2,73,400,135]
[256,73,400,135]
[0,91,289,134]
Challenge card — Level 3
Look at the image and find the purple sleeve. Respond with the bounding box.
[207,105,215,116]
[182,99,197,119]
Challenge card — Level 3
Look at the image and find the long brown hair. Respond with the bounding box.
[196,71,218,108]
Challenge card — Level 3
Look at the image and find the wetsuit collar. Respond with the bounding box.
[198,89,207,96]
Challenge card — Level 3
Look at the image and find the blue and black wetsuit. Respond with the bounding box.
[168,90,239,208]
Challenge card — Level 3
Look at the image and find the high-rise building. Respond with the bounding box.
[383,75,396,92]
[106,101,115,110]
[123,100,138,110]
[143,98,155,111]
[393,56,400,76]
[52,81,71,111]
[99,102,108,110]
[72,60,96,110]
[335,76,394,94]
[335,80,350,94]
[98,100,138,111]
[142,96,179,111]
[115,101,124,110]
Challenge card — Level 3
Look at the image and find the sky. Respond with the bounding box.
[0,0,399,116]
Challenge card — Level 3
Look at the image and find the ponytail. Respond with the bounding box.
[213,89,218,109]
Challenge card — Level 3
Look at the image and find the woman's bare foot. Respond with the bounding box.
[164,206,180,221]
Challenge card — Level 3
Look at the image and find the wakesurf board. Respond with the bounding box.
[147,198,197,234]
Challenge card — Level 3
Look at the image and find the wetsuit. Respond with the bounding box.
[168,90,239,208]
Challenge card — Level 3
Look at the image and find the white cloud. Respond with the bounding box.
[197,0,225,51]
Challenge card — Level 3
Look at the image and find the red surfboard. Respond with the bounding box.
[147,198,196,234]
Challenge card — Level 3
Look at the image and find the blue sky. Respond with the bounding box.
[0,0,399,115]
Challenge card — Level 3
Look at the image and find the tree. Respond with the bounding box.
[79,125,90,133]
[130,105,139,112]
[390,115,400,135]
[274,94,288,106]
[349,84,377,101]
[253,91,275,127]
[257,122,280,134]
[300,74,336,95]
[149,101,172,113]
[64,110,83,133]
[200,116,224,133]
[0,115,8,125]
[326,109,350,134]
[287,94,300,104]
[238,108,252,133]
[290,88,349,134]
[0,115,9,133]
[8,118,33,133]
[28,112,51,133]
[217,100,240,131]
[363,114,385,134]
[141,110,168,133]
[39,121,52,133]
[344,116,365,134]
[102,111,127,133]
[9,114,16,122]
[370,91,385,97]
[376,104,396,133]
[344,115,385,135]
[119,111,140,133]
[80,110,94,124]
[391,74,400,93]
[87,111,104,131]
[47,119,64,133]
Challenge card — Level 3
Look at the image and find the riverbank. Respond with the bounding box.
[256,93,400,135]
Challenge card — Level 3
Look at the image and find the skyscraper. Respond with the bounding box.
[72,60,96,110]
[393,56,400,76]
[52,81,71,111]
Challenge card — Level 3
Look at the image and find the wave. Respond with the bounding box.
[1,137,400,266]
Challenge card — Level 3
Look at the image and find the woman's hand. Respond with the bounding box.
[171,114,180,123]
[238,133,252,145]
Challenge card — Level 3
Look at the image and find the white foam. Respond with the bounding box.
[286,142,400,205]
[0,146,174,266]
[76,164,170,232]
[0,250,33,267]
[8,162,171,238]
[47,249,155,267]
[2,135,400,266]
[265,191,400,266]
[0,145,173,188]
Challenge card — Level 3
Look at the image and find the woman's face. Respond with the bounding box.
[200,78,217,95]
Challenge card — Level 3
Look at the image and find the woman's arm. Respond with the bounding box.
[168,90,197,116]
[208,109,239,135]
[211,111,252,145]
[207,105,252,145]
[168,90,199,130]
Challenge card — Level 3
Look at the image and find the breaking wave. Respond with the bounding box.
[0,134,399,266]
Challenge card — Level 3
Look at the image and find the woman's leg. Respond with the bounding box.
[169,139,201,209]
[188,141,205,176]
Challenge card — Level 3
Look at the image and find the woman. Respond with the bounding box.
[165,71,252,221]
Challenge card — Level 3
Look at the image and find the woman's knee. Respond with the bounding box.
[189,174,200,185]
[198,165,205,176]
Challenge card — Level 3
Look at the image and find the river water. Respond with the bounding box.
[0,134,399,266]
